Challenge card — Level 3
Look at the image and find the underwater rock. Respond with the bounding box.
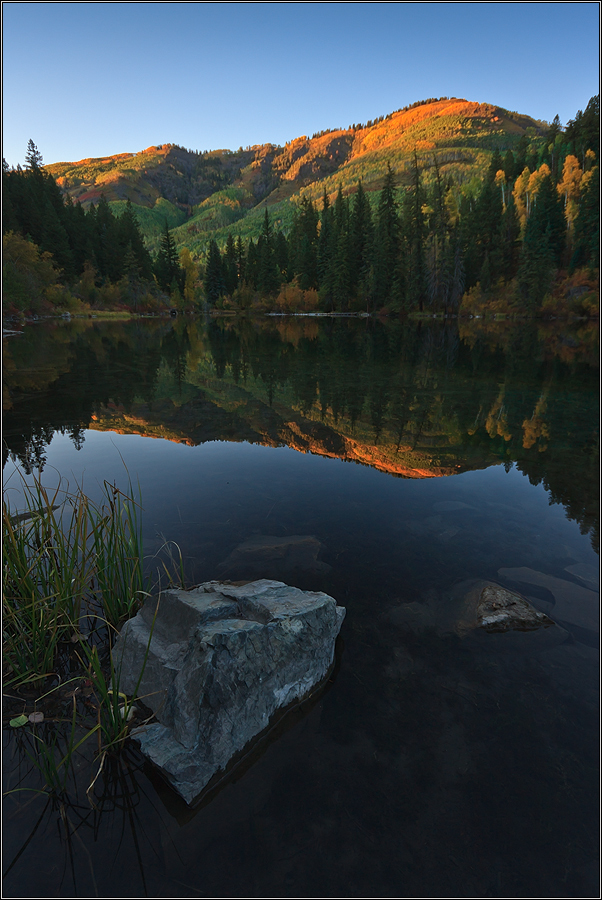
[217,533,331,579]
[113,579,345,804]
[563,563,599,592]
[498,566,599,631]
[387,579,563,645]
[476,583,554,632]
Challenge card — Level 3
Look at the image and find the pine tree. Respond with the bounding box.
[488,149,503,182]
[349,180,373,297]
[204,239,225,304]
[373,162,399,305]
[235,235,246,283]
[154,222,184,293]
[529,172,566,265]
[223,233,238,295]
[291,197,319,290]
[318,188,334,295]
[500,191,521,278]
[40,196,73,276]
[571,164,599,270]
[503,150,516,183]
[425,156,450,312]
[25,139,43,170]
[257,209,280,295]
[518,222,555,309]
[275,231,289,280]
[118,200,152,279]
[94,195,122,282]
[246,238,259,289]
[404,153,427,311]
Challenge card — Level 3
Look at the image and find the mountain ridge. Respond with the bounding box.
[44,97,547,250]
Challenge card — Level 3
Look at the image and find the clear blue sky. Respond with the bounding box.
[2,2,600,167]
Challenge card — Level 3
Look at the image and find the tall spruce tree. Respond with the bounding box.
[223,233,238,295]
[154,222,184,294]
[204,239,225,304]
[257,209,280,294]
[373,163,399,305]
[571,164,599,270]
[404,152,427,311]
[349,180,373,298]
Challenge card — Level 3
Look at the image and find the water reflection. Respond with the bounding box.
[3,315,599,547]
[2,315,599,898]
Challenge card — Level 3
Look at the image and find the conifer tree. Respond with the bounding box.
[154,221,184,293]
[25,139,43,170]
[373,163,399,305]
[571,164,599,270]
[275,231,289,280]
[404,153,427,311]
[204,239,225,304]
[235,235,246,283]
[246,238,259,289]
[318,188,334,295]
[529,172,566,265]
[118,200,152,279]
[257,209,280,294]
[503,150,516,182]
[349,180,373,297]
[223,233,238,295]
[291,197,319,290]
[488,149,503,182]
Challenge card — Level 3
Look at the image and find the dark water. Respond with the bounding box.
[3,316,599,897]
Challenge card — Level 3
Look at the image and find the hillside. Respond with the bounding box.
[45,98,547,253]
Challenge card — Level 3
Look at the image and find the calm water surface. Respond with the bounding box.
[3,316,599,897]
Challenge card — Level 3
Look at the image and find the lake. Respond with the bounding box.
[3,314,599,897]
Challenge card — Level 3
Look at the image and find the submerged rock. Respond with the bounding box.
[113,579,345,805]
[476,583,554,632]
[217,533,331,579]
[498,566,599,632]
[387,579,563,646]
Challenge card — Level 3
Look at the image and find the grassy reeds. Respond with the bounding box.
[3,473,156,799]
[3,475,147,686]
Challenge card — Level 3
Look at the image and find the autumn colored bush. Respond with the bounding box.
[2,232,61,314]
[540,269,599,318]
[273,282,319,312]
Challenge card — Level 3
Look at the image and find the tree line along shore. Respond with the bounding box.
[3,96,598,321]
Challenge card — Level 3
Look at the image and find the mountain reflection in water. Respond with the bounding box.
[3,315,599,547]
[2,315,599,899]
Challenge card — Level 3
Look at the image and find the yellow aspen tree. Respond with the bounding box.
[512,167,531,234]
[485,388,512,442]
[526,163,552,215]
[494,169,506,208]
[522,392,550,451]
[584,148,597,171]
[179,247,200,306]
[556,155,583,232]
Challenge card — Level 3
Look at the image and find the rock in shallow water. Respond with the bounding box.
[477,583,554,632]
[113,579,345,804]
[387,579,563,647]
[217,533,331,579]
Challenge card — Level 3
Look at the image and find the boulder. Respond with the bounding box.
[113,579,345,805]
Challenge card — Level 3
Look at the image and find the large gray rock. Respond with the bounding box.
[113,579,345,804]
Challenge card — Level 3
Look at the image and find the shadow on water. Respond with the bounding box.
[2,315,599,897]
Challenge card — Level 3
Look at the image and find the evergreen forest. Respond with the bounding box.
[3,96,599,319]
